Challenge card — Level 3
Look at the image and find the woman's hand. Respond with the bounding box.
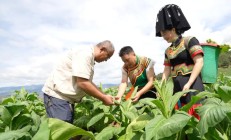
[182,82,191,96]
[131,93,141,102]
[114,95,122,102]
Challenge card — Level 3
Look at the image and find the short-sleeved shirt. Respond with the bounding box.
[42,46,95,103]
[122,56,155,88]
[164,36,204,77]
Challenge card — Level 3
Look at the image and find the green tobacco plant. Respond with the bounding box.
[195,75,231,139]
[33,118,95,140]
[152,79,194,118]
[0,88,46,140]
[143,80,194,139]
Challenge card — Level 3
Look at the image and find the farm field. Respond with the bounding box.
[0,74,231,140]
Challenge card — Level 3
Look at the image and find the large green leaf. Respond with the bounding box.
[0,125,31,140]
[11,113,32,130]
[217,86,231,103]
[1,104,26,129]
[87,112,104,128]
[131,86,138,99]
[163,79,174,104]
[32,118,50,140]
[151,99,166,118]
[169,90,196,114]
[126,114,152,133]
[48,118,95,140]
[0,97,14,105]
[197,100,231,136]
[157,111,191,139]
[95,126,124,140]
[105,113,120,123]
[145,115,166,140]
[145,112,191,140]
[30,111,41,134]
[204,127,227,140]
[123,111,137,122]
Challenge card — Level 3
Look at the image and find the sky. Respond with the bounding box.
[0,0,231,88]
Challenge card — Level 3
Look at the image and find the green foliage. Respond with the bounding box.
[1,75,231,139]
[0,89,46,140]
[219,53,230,68]
[32,118,95,140]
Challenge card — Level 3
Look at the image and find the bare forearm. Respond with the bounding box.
[117,82,127,97]
[188,60,203,85]
[77,79,105,101]
[137,81,153,96]
[162,66,171,82]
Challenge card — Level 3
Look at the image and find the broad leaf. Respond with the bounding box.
[217,86,231,103]
[32,118,50,140]
[1,104,26,128]
[87,112,104,128]
[158,111,191,139]
[11,113,32,130]
[126,114,152,133]
[197,100,231,136]
[0,125,31,140]
[95,126,124,140]
[145,115,166,140]
[170,89,196,114]
[151,99,166,118]
[48,118,95,140]
[0,97,14,105]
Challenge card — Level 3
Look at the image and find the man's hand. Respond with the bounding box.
[102,95,114,106]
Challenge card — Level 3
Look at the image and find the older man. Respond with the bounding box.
[42,40,115,123]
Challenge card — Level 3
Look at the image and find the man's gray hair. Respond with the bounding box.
[96,40,114,53]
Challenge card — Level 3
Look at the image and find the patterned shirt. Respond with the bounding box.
[164,36,204,77]
[123,56,154,87]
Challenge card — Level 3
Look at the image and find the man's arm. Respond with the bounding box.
[76,77,114,105]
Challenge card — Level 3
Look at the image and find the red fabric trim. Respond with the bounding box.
[191,50,204,58]
[164,63,171,66]
[200,43,219,47]
[174,103,201,120]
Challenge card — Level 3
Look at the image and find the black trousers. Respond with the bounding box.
[139,87,157,100]
[173,74,204,104]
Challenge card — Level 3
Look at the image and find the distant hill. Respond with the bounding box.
[0,85,43,98]
[0,83,118,99]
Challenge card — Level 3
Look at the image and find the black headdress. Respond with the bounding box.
[155,4,191,37]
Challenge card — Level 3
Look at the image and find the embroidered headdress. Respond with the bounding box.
[155,4,191,37]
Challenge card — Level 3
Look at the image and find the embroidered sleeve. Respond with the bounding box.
[164,53,171,66]
[188,37,204,58]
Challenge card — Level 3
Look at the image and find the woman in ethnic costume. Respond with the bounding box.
[155,4,204,119]
[115,46,157,102]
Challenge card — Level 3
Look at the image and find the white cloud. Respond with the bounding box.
[0,0,231,87]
